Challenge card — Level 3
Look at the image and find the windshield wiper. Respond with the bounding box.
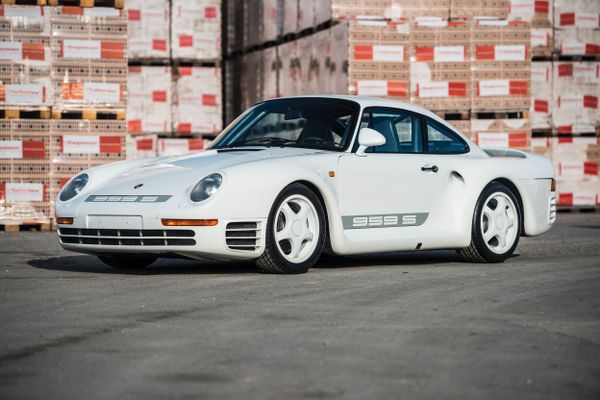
[227,137,297,148]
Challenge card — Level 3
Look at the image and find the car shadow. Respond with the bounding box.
[27,250,466,275]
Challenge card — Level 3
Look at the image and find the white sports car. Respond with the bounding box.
[56,96,556,274]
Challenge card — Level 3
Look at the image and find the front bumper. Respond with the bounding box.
[57,217,267,261]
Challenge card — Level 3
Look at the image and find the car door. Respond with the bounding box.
[337,107,440,234]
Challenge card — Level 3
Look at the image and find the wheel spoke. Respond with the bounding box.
[483,205,494,221]
[494,196,507,215]
[497,230,507,250]
[274,221,292,242]
[282,202,295,221]
[483,227,496,242]
[289,237,302,259]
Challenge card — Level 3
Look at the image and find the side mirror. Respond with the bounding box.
[356,128,386,156]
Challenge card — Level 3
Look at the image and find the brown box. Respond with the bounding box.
[332,0,450,20]
[470,118,531,150]
[450,0,509,19]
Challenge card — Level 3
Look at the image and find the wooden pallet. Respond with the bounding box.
[0,219,53,233]
[46,0,123,8]
[472,110,529,120]
[557,206,600,213]
[52,108,125,120]
[0,108,52,120]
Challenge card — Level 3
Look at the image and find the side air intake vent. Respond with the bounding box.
[226,222,261,251]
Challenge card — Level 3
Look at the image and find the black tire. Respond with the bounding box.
[98,254,157,269]
[458,182,522,263]
[256,183,326,274]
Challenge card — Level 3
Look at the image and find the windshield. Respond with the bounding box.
[211,98,360,151]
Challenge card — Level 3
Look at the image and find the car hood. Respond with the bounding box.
[88,147,328,196]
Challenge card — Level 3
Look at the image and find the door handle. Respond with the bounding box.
[421,165,438,173]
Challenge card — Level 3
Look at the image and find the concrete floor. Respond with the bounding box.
[0,213,599,400]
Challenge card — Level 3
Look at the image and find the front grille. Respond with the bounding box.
[58,228,196,246]
[226,222,261,251]
[549,194,557,223]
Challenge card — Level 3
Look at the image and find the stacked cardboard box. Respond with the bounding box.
[553,0,600,57]
[126,133,158,159]
[158,138,208,156]
[530,61,552,129]
[332,0,450,20]
[171,0,221,61]
[470,117,531,150]
[409,20,470,111]
[450,0,509,19]
[552,61,599,134]
[470,20,531,111]
[172,66,222,135]
[348,20,410,101]
[126,66,172,134]
[552,137,600,207]
[50,6,127,110]
[125,0,170,60]
[508,0,554,58]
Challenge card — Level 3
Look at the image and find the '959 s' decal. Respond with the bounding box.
[342,213,428,229]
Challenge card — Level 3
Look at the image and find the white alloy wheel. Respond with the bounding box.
[480,192,519,254]
[273,194,320,264]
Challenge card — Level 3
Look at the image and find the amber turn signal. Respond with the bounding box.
[161,218,218,227]
[56,217,74,225]
[551,178,556,192]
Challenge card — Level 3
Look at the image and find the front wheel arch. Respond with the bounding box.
[485,178,525,236]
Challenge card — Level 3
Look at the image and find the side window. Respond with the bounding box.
[357,108,423,154]
[426,119,468,154]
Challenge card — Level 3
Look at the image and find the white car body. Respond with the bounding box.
[56,96,556,261]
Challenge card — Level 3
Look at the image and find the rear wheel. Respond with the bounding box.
[459,183,521,263]
[98,254,157,269]
[256,183,326,274]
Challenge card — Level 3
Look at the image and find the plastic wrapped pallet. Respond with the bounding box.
[470,118,531,150]
[49,6,127,109]
[314,0,332,26]
[0,5,53,107]
[240,51,262,111]
[324,22,349,95]
[171,0,221,61]
[262,46,279,100]
[553,0,600,56]
[470,20,531,111]
[348,20,410,101]
[243,0,279,48]
[297,30,328,95]
[125,0,170,59]
[551,137,600,207]
[126,134,158,159]
[332,0,450,20]
[552,62,599,134]
[450,0,509,19]
[278,40,301,97]
[530,61,552,130]
[158,138,205,157]
[127,66,172,134]
[298,0,316,32]
[410,20,471,111]
[173,67,222,135]
[531,136,553,161]
[282,0,298,36]
[507,0,553,57]
[0,178,52,222]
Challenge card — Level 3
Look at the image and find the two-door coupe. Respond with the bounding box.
[56,96,556,273]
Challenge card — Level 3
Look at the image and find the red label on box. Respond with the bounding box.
[178,123,192,134]
[136,138,154,151]
[152,39,167,51]
[586,44,600,55]
[509,81,528,95]
[128,120,142,132]
[584,95,599,108]
[448,82,467,96]
[387,81,407,97]
[558,193,573,205]
[508,132,529,148]
[475,45,495,60]
[22,140,45,158]
[188,139,204,151]
[128,66,142,74]
[22,43,45,61]
[415,47,434,62]
[0,183,5,199]
[534,99,549,113]
[558,63,573,77]
[152,91,167,102]
[202,94,217,106]
[61,6,84,15]
[557,125,573,134]
[178,67,193,76]
[534,0,549,13]
[560,12,575,26]
[354,45,373,61]
[205,6,217,19]
[584,162,598,175]
[100,42,124,60]
[99,136,121,153]
[128,9,141,21]
[179,35,193,47]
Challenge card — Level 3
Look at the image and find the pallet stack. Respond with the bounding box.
[125,0,221,159]
[0,1,126,230]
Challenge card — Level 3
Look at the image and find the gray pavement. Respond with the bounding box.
[0,213,599,400]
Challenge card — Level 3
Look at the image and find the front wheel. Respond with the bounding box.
[458,183,521,263]
[98,254,157,269]
[256,183,326,274]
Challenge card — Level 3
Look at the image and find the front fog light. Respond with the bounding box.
[190,173,222,203]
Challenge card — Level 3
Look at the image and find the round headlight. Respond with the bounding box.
[59,173,89,201]
[190,173,222,203]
